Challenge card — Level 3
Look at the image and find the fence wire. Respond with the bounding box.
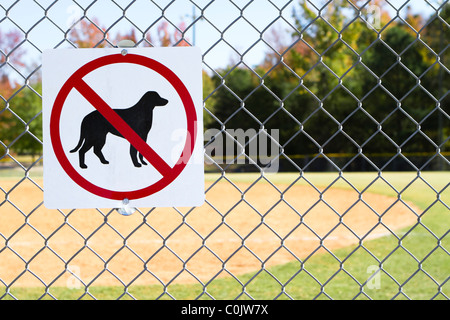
[0,0,449,300]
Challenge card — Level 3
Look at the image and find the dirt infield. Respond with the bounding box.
[0,178,419,287]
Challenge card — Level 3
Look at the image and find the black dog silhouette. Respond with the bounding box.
[70,91,168,169]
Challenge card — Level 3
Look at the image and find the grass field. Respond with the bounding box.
[1,169,448,300]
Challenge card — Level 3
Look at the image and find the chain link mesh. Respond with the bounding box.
[0,0,449,300]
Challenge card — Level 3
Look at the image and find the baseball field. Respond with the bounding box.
[0,168,448,299]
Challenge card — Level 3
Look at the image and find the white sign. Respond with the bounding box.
[43,47,204,209]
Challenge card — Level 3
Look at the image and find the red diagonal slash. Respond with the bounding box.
[74,79,172,178]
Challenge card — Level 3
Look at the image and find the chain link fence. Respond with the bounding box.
[0,0,449,300]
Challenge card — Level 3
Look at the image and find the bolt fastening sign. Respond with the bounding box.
[43,47,204,209]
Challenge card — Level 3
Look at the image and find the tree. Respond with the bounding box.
[204,0,447,170]
[0,28,41,158]
[1,82,42,158]
[417,4,450,161]
[285,0,372,156]
[68,17,192,49]
[0,29,26,99]
[0,74,15,100]
[68,18,109,48]
[420,4,450,101]
[152,21,189,47]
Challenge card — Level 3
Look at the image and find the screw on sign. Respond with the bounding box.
[43,48,204,210]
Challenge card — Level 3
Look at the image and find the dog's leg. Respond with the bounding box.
[130,145,141,167]
[94,145,109,165]
[139,153,147,166]
[78,144,91,169]
[138,133,149,166]
[89,135,109,165]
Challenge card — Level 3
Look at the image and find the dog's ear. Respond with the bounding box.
[143,91,158,101]
[140,91,156,106]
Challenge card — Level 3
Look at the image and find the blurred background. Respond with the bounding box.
[1,0,448,173]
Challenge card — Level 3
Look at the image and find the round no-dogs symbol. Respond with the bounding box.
[46,50,202,206]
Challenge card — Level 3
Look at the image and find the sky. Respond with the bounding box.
[0,0,442,81]
[1,0,300,70]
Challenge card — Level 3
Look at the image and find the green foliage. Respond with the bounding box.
[0,82,42,157]
[206,2,449,170]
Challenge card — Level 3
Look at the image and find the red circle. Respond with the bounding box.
[50,53,197,200]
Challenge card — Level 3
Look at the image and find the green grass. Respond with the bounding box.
[1,170,449,300]
[0,164,42,179]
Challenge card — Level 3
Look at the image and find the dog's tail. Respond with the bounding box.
[70,135,84,153]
